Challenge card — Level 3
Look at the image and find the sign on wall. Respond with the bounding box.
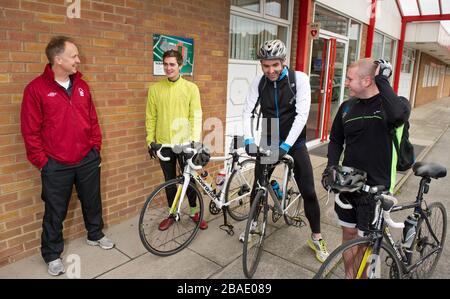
[310,22,320,40]
[153,34,194,76]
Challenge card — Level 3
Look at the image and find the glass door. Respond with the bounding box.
[307,36,348,143]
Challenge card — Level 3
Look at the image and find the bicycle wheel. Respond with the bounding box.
[410,202,447,278]
[282,174,303,226]
[314,238,402,279]
[224,158,256,221]
[242,190,268,278]
[138,177,204,256]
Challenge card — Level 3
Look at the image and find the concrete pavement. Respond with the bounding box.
[1,97,450,279]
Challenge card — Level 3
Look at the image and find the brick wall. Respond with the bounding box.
[360,23,368,59]
[442,67,450,98]
[0,0,230,266]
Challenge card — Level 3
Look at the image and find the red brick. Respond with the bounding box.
[7,232,36,247]
[10,52,41,63]
[1,0,20,9]
[92,2,115,13]
[103,13,126,24]
[23,22,52,33]
[5,197,35,212]
[21,1,50,13]
[0,244,23,260]
[0,20,22,30]
[24,239,40,250]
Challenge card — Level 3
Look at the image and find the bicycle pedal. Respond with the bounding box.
[272,211,282,223]
[292,216,306,227]
[219,224,234,236]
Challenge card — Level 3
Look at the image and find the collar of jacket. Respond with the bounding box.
[42,63,82,85]
[277,66,288,81]
[165,75,183,85]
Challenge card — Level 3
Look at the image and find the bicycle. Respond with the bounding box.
[242,149,305,278]
[314,162,447,279]
[139,137,257,256]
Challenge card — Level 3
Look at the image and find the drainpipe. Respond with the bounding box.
[295,0,312,72]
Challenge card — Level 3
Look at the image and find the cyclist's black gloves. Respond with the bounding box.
[148,142,160,159]
[375,59,393,79]
[245,142,258,157]
[321,166,334,191]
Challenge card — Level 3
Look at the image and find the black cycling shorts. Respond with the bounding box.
[334,192,376,232]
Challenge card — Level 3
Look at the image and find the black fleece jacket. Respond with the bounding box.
[327,75,411,189]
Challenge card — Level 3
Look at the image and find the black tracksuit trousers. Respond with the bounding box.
[40,149,104,263]
[158,148,197,208]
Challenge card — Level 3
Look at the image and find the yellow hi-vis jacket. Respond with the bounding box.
[146,76,202,145]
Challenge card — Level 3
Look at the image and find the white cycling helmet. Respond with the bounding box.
[258,39,287,60]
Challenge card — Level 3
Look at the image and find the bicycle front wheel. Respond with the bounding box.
[411,202,447,278]
[314,238,402,279]
[138,177,204,256]
[225,158,256,221]
[242,189,268,278]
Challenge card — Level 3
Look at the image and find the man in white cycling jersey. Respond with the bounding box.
[241,39,329,263]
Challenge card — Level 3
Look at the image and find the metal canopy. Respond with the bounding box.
[389,0,450,92]
[397,0,450,17]
[396,0,450,21]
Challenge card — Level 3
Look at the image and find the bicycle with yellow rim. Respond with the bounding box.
[138,138,257,256]
[314,162,447,279]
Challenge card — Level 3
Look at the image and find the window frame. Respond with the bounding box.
[230,0,294,63]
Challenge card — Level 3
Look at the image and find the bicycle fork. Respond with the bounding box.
[169,172,192,221]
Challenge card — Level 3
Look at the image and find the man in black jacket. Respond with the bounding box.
[322,58,410,277]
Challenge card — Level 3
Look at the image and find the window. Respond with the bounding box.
[231,0,260,12]
[230,0,291,61]
[383,36,395,62]
[422,64,442,87]
[372,32,383,60]
[314,5,349,36]
[371,32,397,62]
[265,0,289,19]
[401,48,415,73]
[347,20,361,67]
[371,31,397,82]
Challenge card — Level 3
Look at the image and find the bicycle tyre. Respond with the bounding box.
[242,189,268,278]
[282,174,303,226]
[138,177,204,256]
[411,201,447,278]
[314,237,403,279]
[224,158,256,221]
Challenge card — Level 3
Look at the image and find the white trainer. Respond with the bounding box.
[86,236,115,250]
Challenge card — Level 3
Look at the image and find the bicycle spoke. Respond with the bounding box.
[139,178,203,256]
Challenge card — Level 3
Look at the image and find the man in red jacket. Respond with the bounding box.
[21,36,114,276]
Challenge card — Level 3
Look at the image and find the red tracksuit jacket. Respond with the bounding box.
[21,64,102,169]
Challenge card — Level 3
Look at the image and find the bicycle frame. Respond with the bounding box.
[255,155,300,217]
[171,151,253,217]
[351,177,444,278]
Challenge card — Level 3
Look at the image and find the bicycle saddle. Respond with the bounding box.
[413,162,447,179]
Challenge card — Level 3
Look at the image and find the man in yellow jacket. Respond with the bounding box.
[146,49,207,230]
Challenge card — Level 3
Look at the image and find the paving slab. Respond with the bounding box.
[98,248,221,279]
[186,215,277,267]
[104,216,148,259]
[210,250,315,279]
